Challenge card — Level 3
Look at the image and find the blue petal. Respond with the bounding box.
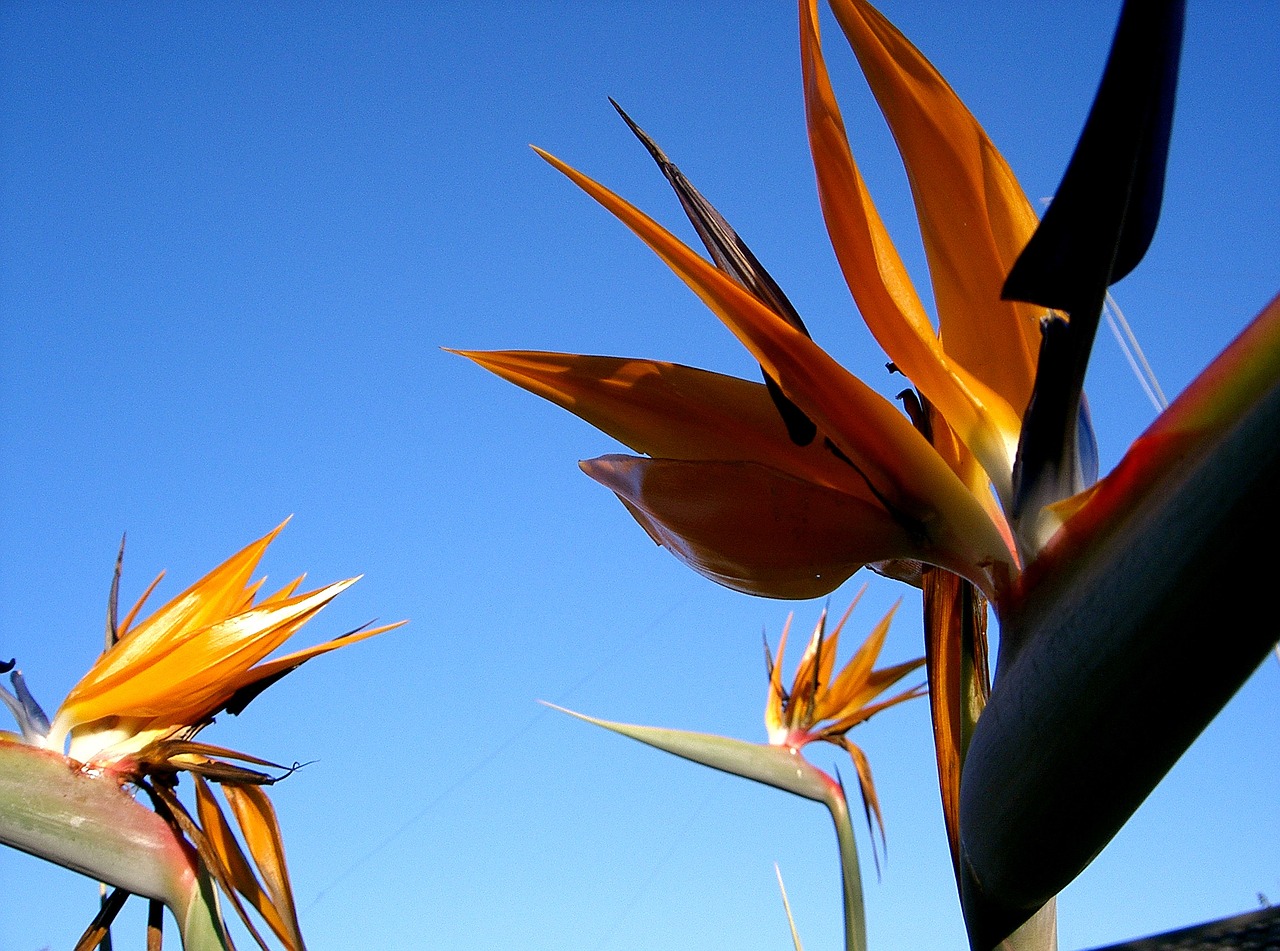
[1,670,51,744]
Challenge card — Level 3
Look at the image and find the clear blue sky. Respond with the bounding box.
[2,2,1277,949]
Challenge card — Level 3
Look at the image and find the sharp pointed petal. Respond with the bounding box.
[452,349,854,490]
[801,0,1024,499]
[222,784,306,951]
[825,0,1042,414]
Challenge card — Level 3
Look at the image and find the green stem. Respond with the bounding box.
[0,740,230,950]
[996,900,1057,951]
[176,870,234,951]
[822,782,868,951]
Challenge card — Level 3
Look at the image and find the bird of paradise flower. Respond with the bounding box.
[0,522,403,950]
[461,0,1050,607]
[460,0,1279,947]
[548,592,923,951]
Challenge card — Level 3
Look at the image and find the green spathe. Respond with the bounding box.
[0,739,230,950]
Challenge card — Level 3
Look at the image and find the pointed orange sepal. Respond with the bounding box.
[800,0,1023,500]
[826,0,1042,415]
[452,349,859,492]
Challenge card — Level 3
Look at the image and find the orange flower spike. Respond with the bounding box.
[533,147,1016,595]
[223,783,307,951]
[194,777,301,950]
[83,526,284,692]
[766,592,925,750]
[46,522,403,767]
[799,0,1024,504]
[62,580,355,732]
[813,601,897,723]
[826,0,1042,414]
[764,612,795,737]
[532,148,939,507]
[764,595,925,858]
[2,525,401,950]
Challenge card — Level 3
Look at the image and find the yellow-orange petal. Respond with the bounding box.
[828,0,1042,415]
[56,578,356,734]
[823,678,926,737]
[800,0,1022,500]
[582,454,923,600]
[227,618,405,698]
[222,783,305,951]
[765,614,795,737]
[787,617,827,718]
[194,777,300,950]
[452,349,861,493]
[814,596,866,701]
[536,148,1014,591]
[811,601,899,722]
[94,524,288,686]
[838,736,888,853]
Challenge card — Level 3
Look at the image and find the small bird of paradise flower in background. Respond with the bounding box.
[461,0,1279,948]
[548,591,923,951]
[0,521,402,951]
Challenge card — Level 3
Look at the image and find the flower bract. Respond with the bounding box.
[1,522,402,950]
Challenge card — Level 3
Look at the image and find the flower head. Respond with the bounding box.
[462,0,1278,942]
[458,0,1080,607]
[764,591,924,853]
[1,522,402,950]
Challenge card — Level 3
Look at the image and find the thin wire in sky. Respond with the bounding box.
[1103,291,1169,412]
[303,593,695,911]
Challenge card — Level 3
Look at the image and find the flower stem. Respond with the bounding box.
[996,900,1057,951]
[822,779,868,951]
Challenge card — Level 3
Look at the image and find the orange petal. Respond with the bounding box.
[827,0,1041,416]
[921,568,969,877]
[800,0,1022,499]
[535,148,1014,591]
[789,610,831,719]
[453,350,860,492]
[194,777,299,950]
[223,783,306,951]
[841,738,888,863]
[582,454,923,600]
[227,619,405,699]
[812,601,899,722]
[765,614,795,736]
[58,578,356,732]
[824,679,926,736]
[815,595,867,697]
[84,523,288,691]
